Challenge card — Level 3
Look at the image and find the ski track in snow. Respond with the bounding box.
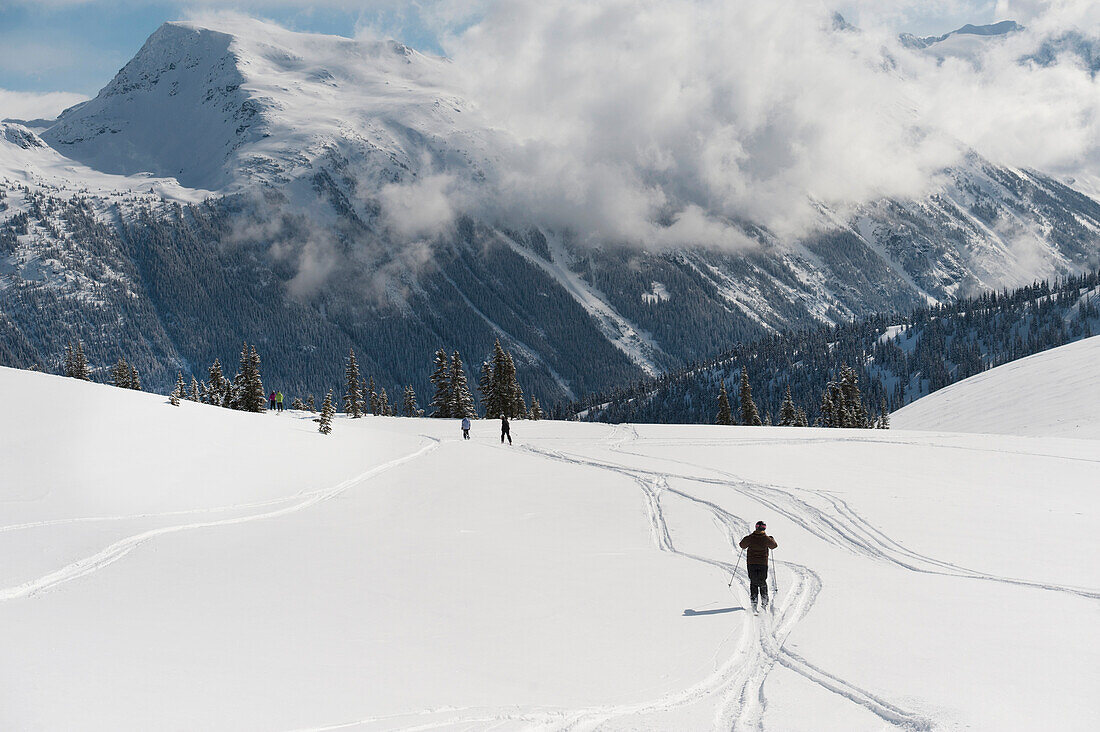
[0,437,440,603]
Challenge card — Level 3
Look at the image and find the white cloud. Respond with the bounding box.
[357,0,1099,248]
[0,89,88,121]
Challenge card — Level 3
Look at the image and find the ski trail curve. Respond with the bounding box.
[0,438,440,602]
[595,435,1100,601]
[521,441,933,731]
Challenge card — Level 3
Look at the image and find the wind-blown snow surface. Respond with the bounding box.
[892,335,1100,439]
[1,367,1098,730]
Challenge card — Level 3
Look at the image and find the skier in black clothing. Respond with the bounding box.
[500,414,512,444]
[739,520,777,612]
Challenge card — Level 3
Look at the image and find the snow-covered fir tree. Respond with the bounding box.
[206,358,227,406]
[477,361,494,417]
[111,357,131,389]
[305,394,316,411]
[169,372,186,406]
[291,396,306,410]
[344,349,363,418]
[231,343,265,412]
[716,384,733,425]
[378,387,390,416]
[367,376,380,416]
[402,385,420,417]
[188,376,200,402]
[877,396,890,429]
[529,397,543,420]
[128,364,141,391]
[448,351,476,419]
[739,368,761,426]
[429,349,452,418]
[65,341,90,380]
[317,389,335,434]
[779,384,798,426]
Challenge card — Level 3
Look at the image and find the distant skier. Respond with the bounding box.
[739,521,777,613]
[269,391,277,411]
[500,414,512,445]
[276,391,284,412]
[461,416,471,440]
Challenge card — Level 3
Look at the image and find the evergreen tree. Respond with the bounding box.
[839,365,869,428]
[529,396,543,420]
[206,358,228,406]
[367,376,381,416]
[402,385,420,417]
[111,357,131,389]
[716,384,734,425]
[429,349,452,418]
[779,384,798,426]
[503,352,526,418]
[189,376,200,402]
[129,365,141,391]
[448,351,476,419]
[878,396,890,429]
[378,387,390,417]
[169,372,186,406]
[306,394,316,411]
[487,340,511,417]
[66,341,90,380]
[344,349,364,417]
[795,408,809,427]
[739,367,761,426]
[820,388,835,428]
[231,342,265,412]
[477,361,494,417]
[291,397,306,410]
[316,389,335,434]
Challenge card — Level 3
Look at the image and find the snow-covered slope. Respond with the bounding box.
[892,334,1100,438]
[2,366,1098,729]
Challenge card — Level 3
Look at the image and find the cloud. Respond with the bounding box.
[351,0,1100,249]
[0,89,88,121]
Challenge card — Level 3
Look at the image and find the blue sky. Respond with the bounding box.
[0,1,1006,103]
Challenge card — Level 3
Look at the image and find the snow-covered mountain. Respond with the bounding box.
[2,365,1097,729]
[2,16,1099,401]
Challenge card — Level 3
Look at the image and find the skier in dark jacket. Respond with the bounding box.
[461,416,471,440]
[739,521,777,612]
[500,414,511,445]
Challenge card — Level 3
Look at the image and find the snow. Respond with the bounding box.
[2,365,1098,730]
[892,335,1100,439]
[0,122,212,203]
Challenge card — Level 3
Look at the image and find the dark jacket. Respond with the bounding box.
[501,417,510,432]
[739,530,777,566]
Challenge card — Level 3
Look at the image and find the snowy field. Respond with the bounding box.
[1,366,1098,731]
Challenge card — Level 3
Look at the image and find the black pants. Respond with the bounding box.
[463,429,470,440]
[748,564,769,607]
[501,430,511,444]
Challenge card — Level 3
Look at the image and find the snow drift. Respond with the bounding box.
[892,334,1100,439]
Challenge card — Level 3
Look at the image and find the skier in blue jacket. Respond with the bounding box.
[461,416,471,440]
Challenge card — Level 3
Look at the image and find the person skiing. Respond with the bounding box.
[461,416,471,440]
[739,521,777,613]
[500,414,512,445]
[269,391,277,411]
[276,391,284,412]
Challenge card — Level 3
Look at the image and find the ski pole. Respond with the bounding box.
[770,550,778,597]
[729,547,744,588]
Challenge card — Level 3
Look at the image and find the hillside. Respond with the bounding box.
[2,15,1100,402]
[1,366,1097,729]
[891,335,1100,438]
[570,271,1100,426]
